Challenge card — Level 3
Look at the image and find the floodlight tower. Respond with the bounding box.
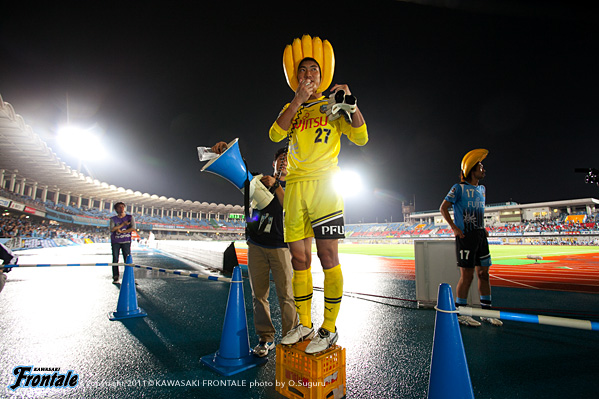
[57,93,106,176]
[57,126,106,175]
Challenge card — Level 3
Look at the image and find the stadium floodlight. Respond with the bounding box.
[334,170,363,197]
[57,125,107,166]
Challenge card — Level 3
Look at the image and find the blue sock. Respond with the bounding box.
[455,297,468,309]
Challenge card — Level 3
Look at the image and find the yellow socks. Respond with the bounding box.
[292,268,313,327]
[322,264,343,332]
[292,265,344,332]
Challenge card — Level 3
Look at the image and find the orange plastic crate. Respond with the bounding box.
[275,341,346,399]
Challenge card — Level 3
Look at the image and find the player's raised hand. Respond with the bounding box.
[211,142,228,155]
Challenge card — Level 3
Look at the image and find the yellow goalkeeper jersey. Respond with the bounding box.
[269,96,368,183]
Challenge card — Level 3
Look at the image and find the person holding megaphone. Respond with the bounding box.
[211,142,298,358]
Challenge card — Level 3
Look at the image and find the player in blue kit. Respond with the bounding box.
[440,149,502,327]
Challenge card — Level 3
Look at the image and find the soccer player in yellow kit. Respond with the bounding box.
[269,49,368,354]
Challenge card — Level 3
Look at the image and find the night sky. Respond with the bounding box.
[1,1,596,223]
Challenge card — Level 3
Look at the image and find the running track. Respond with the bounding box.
[236,249,599,294]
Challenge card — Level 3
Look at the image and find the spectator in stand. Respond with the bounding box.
[109,202,136,283]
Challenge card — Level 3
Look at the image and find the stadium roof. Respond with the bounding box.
[0,94,243,215]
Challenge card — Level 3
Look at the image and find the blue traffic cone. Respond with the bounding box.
[201,266,266,376]
[427,283,474,399]
[108,255,147,321]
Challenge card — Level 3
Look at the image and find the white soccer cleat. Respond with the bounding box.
[458,315,482,327]
[253,341,275,357]
[281,323,315,346]
[481,317,503,326]
[305,327,338,354]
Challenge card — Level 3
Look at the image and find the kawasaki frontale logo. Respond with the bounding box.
[9,366,79,391]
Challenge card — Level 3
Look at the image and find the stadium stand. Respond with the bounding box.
[343,218,599,245]
[3,183,599,249]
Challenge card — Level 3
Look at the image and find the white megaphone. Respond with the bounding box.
[200,138,274,210]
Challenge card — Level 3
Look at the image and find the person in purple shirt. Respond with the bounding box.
[109,202,136,283]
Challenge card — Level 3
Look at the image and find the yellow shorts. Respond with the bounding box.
[283,179,345,243]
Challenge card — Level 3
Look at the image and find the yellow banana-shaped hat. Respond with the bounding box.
[461,149,489,180]
[283,34,335,93]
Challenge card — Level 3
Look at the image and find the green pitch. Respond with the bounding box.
[336,243,599,261]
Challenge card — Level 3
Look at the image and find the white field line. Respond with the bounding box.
[490,268,598,276]
[492,250,597,260]
[489,274,540,289]
[491,274,599,283]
